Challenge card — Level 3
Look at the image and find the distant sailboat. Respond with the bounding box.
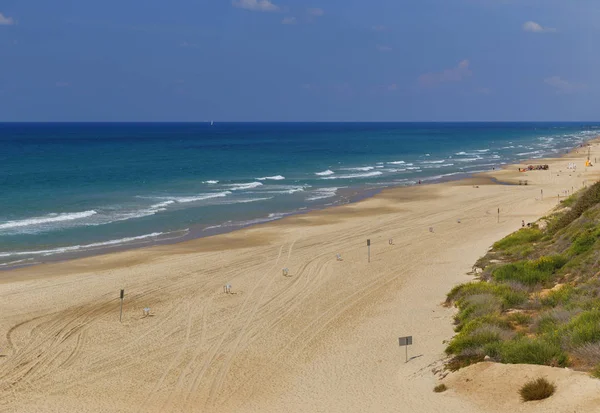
[210,121,214,126]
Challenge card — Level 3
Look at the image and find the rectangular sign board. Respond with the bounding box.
[398,336,413,346]
[367,239,371,246]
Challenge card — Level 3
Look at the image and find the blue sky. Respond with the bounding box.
[0,0,598,121]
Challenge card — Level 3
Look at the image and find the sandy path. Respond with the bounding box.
[1,144,600,412]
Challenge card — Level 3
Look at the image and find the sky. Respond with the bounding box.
[0,0,599,122]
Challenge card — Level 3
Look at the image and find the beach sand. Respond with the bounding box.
[1,142,600,413]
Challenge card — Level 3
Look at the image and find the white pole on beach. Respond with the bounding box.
[119,289,124,323]
[367,239,371,263]
[497,208,500,224]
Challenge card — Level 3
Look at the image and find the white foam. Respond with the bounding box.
[256,175,285,181]
[454,157,481,162]
[0,210,98,231]
[341,166,375,171]
[167,191,232,203]
[315,170,335,176]
[227,182,263,191]
[388,161,406,165]
[222,197,273,204]
[321,171,383,180]
[307,187,339,201]
[203,180,219,184]
[0,232,170,258]
[150,200,176,209]
[421,160,445,164]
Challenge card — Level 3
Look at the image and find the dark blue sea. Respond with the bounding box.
[2,122,599,267]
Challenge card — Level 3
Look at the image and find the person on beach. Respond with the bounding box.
[522,220,525,228]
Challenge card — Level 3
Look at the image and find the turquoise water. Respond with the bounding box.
[1,122,598,267]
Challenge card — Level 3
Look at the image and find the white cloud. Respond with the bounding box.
[308,8,324,17]
[418,60,472,87]
[544,76,586,94]
[376,45,392,52]
[282,17,296,25]
[523,21,556,33]
[232,0,279,12]
[0,13,14,25]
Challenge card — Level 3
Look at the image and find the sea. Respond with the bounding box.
[2,122,599,268]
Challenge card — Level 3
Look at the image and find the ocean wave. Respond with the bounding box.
[306,187,339,201]
[227,182,263,191]
[423,163,455,168]
[150,200,176,209]
[222,197,273,204]
[256,175,285,181]
[0,231,175,258]
[516,151,544,156]
[162,191,232,203]
[263,186,307,195]
[421,160,445,164]
[203,180,219,184]
[454,157,481,162]
[315,170,335,176]
[321,171,383,180]
[0,210,97,231]
[388,161,406,165]
[341,166,375,171]
[384,168,407,173]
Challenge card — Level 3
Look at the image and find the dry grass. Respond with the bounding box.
[519,377,556,402]
[433,383,447,393]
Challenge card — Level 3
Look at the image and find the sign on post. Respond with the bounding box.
[399,335,413,362]
[367,239,371,263]
[119,289,125,323]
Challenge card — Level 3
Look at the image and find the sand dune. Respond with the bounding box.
[1,143,600,412]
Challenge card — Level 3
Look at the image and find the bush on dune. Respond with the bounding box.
[519,378,556,402]
[488,337,568,367]
[493,228,543,251]
[492,255,567,286]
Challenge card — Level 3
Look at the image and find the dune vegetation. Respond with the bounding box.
[446,181,600,375]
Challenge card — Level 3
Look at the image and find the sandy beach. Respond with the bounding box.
[2,142,600,413]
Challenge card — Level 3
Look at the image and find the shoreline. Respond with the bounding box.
[0,168,525,272]
[2,139,600,412]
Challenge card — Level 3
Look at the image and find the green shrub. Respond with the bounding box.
[446,326,503,355]
[492,255,566,286]
[591,364,600,379]
[448,282,527,310]
[519,377,556,402]
[454,294,502,327]
[541,285,576,307]
[507,312,532,326]
[551,182,600,233]
[495,337,567,366]
[433,384,447,393]
[569,229,600,255]
[563,310,600,346]
[494,228,543,251]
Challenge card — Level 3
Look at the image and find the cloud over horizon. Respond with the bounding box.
[544,76,586,94]
[418,60,472,87]
[232,0,279,12]
[376,45,392,52]
[0,13,14,25]
[523,21,556,33]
